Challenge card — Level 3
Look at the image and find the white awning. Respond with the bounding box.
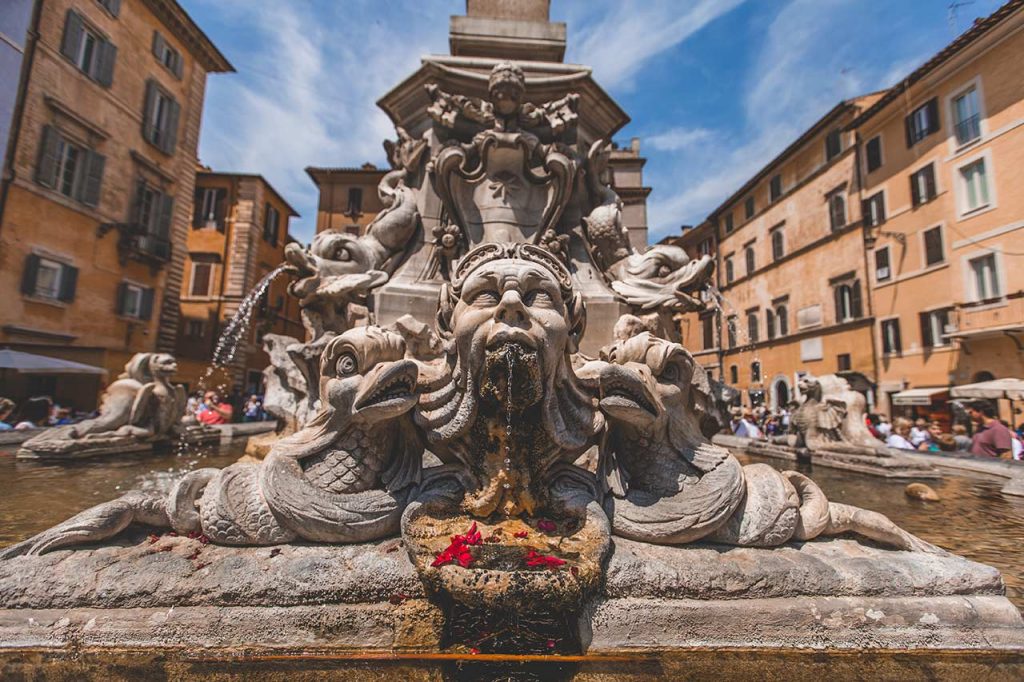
[951,378,1024,401]
[891,387,948,406]
[0,349,107,375]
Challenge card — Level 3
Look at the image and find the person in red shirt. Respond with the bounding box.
[197,391,233,426]
[966,400,1013,459]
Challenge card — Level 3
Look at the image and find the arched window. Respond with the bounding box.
[776,305,788,336]
[766,309,776,341]
[746,310,759,344]
[729,365,738,384]
[771,229,784,261]
[751,361,762,383]
[972,371,996,383]
[745,244,756,274]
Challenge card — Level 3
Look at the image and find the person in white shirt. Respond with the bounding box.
[909,418,929,447]
[876,415,892,438]
[886,417,915,450]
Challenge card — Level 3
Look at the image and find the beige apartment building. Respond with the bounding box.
[306,163,387,237]
[0,0,231,410]
[175,170,302,395]
[674,0,1024,420]
[854,0,1024,418]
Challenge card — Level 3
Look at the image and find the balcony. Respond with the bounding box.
[954,114,981,146]
[951,295,1024,349]
[97,222,172,270]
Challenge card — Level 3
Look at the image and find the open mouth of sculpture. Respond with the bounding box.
[601,381,657,417]
[480,342,542,409]
[355,362,418,412]
[597,365,658,421]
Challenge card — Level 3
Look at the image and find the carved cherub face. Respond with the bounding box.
[319,327,419,424]
[487,62,525,117]
[149,353,178,378]
[451,259,569,406]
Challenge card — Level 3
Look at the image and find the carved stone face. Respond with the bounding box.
[487,62,525,118]
[797,375,820,400]
[319,327,419,424]
[149,354,178,378]
[451,258,569,405]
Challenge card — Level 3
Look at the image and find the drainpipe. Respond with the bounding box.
[0,0,43,229]
[853,128,881,411]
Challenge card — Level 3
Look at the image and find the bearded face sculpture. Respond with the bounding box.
[417,243,600,517]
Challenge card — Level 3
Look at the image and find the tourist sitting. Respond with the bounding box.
[886,418,915,450]
[909,418,930,447]
[1002,420,1023,461]
[197,391,233,426]
[733,410,763,439]
[965,400,1013,459]
[14,396,52,430]
[243,395,264,423]
[0,398,15,431]
[952,424,972,452]
[876,414,892,438]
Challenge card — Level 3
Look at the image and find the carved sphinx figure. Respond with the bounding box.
[1,327,423,557]
[17,353,189,458]
[587,323,942,554]
[791,373,885,453]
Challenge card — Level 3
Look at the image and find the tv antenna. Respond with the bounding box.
[948,1,976,35]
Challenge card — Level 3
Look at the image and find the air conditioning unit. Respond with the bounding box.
[876,266,890,280]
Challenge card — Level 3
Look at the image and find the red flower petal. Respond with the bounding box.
[514,530,529,539]
[523,549,566,569]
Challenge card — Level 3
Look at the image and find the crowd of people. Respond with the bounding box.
[0,390,273,432]
[731,399,1024,461]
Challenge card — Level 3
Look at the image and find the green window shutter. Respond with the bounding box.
[139,288,155,320]
[192,187,204,227]
[172,52,183,79]
[142,80,157,144]
[60,10,84,62]
[20,254,41,295]
[925,98,940,135]
[94,39,117,87]
[851,281,863,319]
[115,282,128,315]
[162,98,180,153]
[58,264,78,302]
[151,31,166,60]
[78,149,106,207]
[155,193,174,239]
[35,126,61,188]
[214,188,227,230]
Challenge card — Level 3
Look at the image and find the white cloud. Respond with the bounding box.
[646,127,715,152]
[565,0,747,90]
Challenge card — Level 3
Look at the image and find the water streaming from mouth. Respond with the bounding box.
[704,284,763,394]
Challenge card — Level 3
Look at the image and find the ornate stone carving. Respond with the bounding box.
[16,353,209,459]
[791,373,886,452]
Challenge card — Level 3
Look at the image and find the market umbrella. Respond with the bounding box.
[0,348,107,375]
[950,378,1024,401]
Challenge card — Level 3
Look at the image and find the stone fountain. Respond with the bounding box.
[717,373,941,479]
[1,53,1021,666]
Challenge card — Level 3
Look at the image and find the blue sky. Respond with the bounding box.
[181,0,1006,243]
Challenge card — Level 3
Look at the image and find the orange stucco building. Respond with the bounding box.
[673,0,1024,419]
[0,0,231,410]
[175,170,302,395]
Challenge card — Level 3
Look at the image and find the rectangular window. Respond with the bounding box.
[727,316,738,348]
[190,261,213,297]
[59,10,116,86]
[142,80,180,154]
[834,280,863,322]
[702,314,715,350]
[20,254,78,302]
[744,196,755,220]
[825,129,842,160]
[346,188,363,216]
[751,361,761,383]
[865,136,882,172]
[770,228,784,261]
[34,126,105,207]
[874,247,891,282]
[698,238,713,257]
[132,180,173,260]
[959,159,990,214]
[863,191,885,228]
[766,309,776,341]
[746,309,759,345]
[186,320,205,339]
[910,164,937,206]
[905,98,940,147]
[881,319,902,355]
[923,226,944,266]
[725,255,734,284]
[837,353,852,372]
[744,243,756,275]
[828,190,847,231]
[194,187,226,230]
[969,254,1000,301]
[769,175,782,202]
[919,308,951,349]
[729,365,738,384]
[117,283,155,320]
[263,204,281,246]
[152,31,183,79]
[952,87,981,146]
[723,213,734,234]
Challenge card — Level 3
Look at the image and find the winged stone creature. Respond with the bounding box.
[1,327,423,557]
[792,373,885,453]
[586,327,943,554]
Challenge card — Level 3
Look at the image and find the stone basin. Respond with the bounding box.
[0,528,1020,654]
